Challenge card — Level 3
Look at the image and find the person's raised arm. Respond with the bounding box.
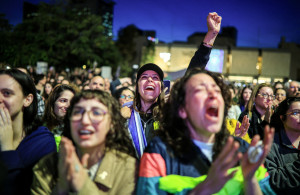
[187,12,222,72]
[203,12,222,47]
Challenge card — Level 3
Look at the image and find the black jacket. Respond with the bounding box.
[238,106,269,140]
[141,43,212,144]
[265,129,300,194]
[140,113,156,144]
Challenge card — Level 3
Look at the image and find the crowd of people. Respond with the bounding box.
[0,12,300,194]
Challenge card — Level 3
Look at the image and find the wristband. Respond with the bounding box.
[203,42,213,47]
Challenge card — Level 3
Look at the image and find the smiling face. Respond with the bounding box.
[255,87,273,110]
[0,74,32,121]
[179,73,224,141]
[70,98,111,150]
[54,90,74,119]
[138,70,162,104]
[275,88,286,102]
[283,101,300,133]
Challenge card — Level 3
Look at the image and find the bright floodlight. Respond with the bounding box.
[160,53,171,62]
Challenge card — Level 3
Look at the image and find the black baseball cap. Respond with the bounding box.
[136,63,164,82]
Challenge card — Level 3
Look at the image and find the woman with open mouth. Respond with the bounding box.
[122,12,223,158]
[31,90,137,194]
[137,68,275,194]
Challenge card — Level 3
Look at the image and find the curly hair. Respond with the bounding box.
[43,84,76,131]
[158,68,231,161]
[63,90,136,158]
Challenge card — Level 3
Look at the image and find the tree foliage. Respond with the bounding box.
[115,24,141,77]
[0,3,121,73]
[141,41,155,65]
[0,14,15,67]
[115,24,156,77]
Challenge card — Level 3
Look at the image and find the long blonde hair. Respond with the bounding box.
[247,83,272,119]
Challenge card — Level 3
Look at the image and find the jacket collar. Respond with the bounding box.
[93,150,117,189]
[279,128,296,149]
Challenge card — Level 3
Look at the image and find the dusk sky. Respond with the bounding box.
[1,0,300,48]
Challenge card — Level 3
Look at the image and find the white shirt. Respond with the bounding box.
[192,139,214,162]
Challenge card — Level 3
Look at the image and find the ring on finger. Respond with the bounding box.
[75,164,80,172]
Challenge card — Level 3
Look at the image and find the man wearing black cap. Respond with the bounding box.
[123,12,222,158]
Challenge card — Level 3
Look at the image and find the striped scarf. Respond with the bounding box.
[123,101,147,158]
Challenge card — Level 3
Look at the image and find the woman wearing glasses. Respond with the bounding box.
[266,97,300,193]
[114,87,135,107]
[121,12,223,158]
[31,90,137,194]
[238,83,274,140]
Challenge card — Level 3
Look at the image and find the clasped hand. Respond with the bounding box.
[0,107,14,151]
[57,137,90,193]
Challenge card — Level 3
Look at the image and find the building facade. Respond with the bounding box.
[140,27,298,82]
[145,43,291,83]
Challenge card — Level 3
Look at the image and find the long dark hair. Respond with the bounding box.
[0,69,39,135]
[239,85,252,108]
[246,83,272,119]
[63,90,136,157]
[43,84,76,131]
[270,97,300,131]
[158,68,231,161]
[42,82,53,100]
[133,75,165,118]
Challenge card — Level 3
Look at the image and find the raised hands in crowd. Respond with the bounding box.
[1,11,299,195]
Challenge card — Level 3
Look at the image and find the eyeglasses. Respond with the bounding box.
[258,93,275,100]
[285,109,300,117]
[71,108,107,123]
[120,95,134,100]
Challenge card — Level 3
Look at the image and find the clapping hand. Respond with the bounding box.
[190,137,242,195]
[57,137,90,193]
[241,125,274,180]
[235,115,250,137]
[264,105,273,123]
